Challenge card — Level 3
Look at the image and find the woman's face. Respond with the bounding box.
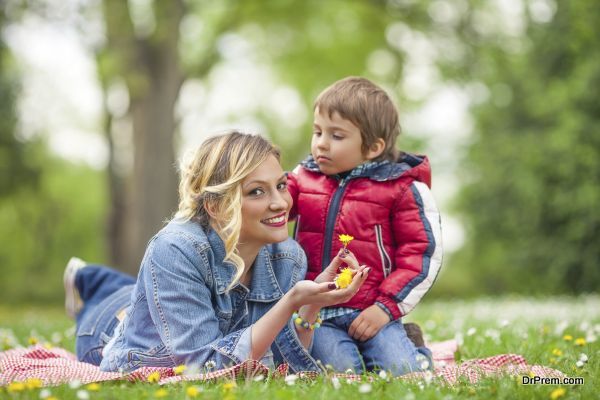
[239,154,292,248]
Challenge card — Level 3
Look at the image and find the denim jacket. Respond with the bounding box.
[99,218,320,373]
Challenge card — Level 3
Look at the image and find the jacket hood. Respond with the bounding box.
[299,152,431,186]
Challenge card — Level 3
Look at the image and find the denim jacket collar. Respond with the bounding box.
[299,153,423,182]
[206,228,284,300]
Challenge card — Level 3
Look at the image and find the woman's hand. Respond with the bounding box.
[289,265,370,310]
[314,247,360,284]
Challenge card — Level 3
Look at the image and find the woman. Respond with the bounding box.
[65,131,369,373]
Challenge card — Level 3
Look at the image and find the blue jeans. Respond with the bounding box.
[311,311,433,375]
[75,266,135,365]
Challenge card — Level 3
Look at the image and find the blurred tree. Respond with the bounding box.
[0,3,38,195]
[97,0,185,273]
[0,2,107,304]
[447,1,600,294]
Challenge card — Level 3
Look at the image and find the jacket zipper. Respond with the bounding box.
[321,178,348,270]
[293,215,301,240]
[375,224,392,277]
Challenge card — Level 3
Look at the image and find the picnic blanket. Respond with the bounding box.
[0,340,564,386]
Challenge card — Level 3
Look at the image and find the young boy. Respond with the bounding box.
[287,77,443,374]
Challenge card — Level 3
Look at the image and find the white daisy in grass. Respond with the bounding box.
[484,328,500,343]
[466,327,477,336]
[555,321,569,336]
[358,383,372,393]
[51,332,63,344]
[331,377,341,390]
[68,379,82,389]
[454,332,464,346]
[76,389,89,400]
[284,374,298,386]
[585,331,597,343]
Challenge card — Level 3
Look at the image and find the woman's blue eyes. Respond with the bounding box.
[248,182,287,196]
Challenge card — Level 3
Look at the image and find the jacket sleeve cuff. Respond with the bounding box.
[214,326,252,364]
[375,297,403,321]
[208,327,274,369]
[273,319,320,373]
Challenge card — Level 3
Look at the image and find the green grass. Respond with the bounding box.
[1,296,598,399]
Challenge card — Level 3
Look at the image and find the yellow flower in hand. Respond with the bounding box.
[335,268,354,289]
[338,234,354,248]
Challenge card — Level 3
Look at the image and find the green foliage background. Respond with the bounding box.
[1,6,108,304]
[437,1,600,296]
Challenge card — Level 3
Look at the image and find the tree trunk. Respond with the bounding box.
[101,0,184,274]
[125,47,182,273]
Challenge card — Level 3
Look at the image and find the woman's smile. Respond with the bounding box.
[261,212,287,227]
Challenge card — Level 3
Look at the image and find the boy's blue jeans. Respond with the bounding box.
[311,310,433,375]
[75,265,135,365]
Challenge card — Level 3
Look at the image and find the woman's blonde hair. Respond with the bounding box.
[176,131,280,290]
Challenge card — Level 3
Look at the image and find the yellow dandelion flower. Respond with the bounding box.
[528,371,536,378]
[43,342,53,349]
[147,371,161,383]
[338,234,354,247]
[551,348,562,357]
[186,386,200,397]
[223,381,237,390]
[154,388,169,398]
[28,337,38,345]
[47,397,59,400]
[575,338,586,346]
[174,365,187,375]
[550,387,566,400]
[25,377,43,390]
[335,268,354,289]
[562,334,573,341]
[86,383,100,391]
[7,382,26,392]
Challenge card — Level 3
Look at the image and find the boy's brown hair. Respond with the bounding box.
[314,76,400,162]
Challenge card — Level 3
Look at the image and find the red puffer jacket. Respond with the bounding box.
[288,153,443,320]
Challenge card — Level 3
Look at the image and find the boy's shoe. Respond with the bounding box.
[64,257,87,319]
[404,322,425,347]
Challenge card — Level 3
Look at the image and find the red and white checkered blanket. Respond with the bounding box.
[0,340,564,386]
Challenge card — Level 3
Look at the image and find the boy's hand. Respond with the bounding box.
[348,305,390,342]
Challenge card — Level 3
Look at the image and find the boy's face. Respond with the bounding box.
[311,107,368,175]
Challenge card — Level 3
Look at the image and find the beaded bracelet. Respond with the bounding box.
[292,311,322,330]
